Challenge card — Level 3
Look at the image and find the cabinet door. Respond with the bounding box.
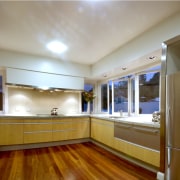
[23,119,52,144]
[91,118,114,147]
[52,117,90,141]
[0,119,23,145]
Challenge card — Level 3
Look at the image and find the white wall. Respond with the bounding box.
[7,87,81,115]
[0,12,180,81]
[92,12,180,78]
[0,49,91,78]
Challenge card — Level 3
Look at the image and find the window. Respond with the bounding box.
[113,78,128,113]
[102,65,160,115]
[101,84,108,112]
[82,84,94,112]
[139,71,160,114]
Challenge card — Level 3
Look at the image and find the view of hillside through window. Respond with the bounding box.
[113,79,128,112]
[104,67,160,115]
[101,84,108,112]
[139,72,160,114]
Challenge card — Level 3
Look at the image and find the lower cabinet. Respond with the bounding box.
[23,118,52,144]
[91,118,160,168]
[0,119,23,145]
[52,117,90,141]
[91,118,114,147]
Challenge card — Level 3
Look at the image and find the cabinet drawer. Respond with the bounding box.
[114,122,160,150]
[23,119,52,144]
[24,132,52,144]
[0,120,23,145]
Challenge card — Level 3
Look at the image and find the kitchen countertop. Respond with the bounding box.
[0,114,89,119]
[91,115,160,128]
[0,114,160,128]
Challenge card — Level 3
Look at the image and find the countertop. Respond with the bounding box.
[0,114,89,119]
[0,114,160,128]
[91,115,160,128]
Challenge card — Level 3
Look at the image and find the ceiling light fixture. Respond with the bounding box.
[122,67,127,70]
[148,56,157,60]
[47,41,68,54]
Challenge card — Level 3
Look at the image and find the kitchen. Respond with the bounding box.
[0,1,180,180]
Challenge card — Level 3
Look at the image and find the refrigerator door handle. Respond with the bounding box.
[167,148,171,167]
[167,107,172,146]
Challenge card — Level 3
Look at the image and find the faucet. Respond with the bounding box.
[119,110,123,117]
[152,111,160,123]
[51,108,58,116]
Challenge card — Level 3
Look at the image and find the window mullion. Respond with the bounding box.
[135,75,139,116]
[128,78,131,116]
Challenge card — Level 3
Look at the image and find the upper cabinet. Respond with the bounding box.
[6,68,84,90]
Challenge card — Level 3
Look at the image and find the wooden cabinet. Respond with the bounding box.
[23,118,52,144]
[91,118,160,168]
[114,121,160,150]
[91,118,114,147]
[0,116,90,146]
[52,117,90,141]
[0,118,23,145]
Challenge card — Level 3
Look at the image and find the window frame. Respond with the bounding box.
[0,69,5,114]
[81,83,96,114]
[136,69,160,116]
[99,65,160,117]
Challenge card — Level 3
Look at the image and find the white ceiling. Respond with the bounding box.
[0,1,180,65]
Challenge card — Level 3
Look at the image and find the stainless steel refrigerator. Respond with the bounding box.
[165,71,180,180]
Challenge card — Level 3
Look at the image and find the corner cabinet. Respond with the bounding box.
[91,117,160,168]
[91,118,114,147]
[0,118,24,145]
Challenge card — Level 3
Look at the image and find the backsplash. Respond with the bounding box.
[7,87,81,115]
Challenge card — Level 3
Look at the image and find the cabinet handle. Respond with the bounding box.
[115,124,131,129]
[133,127,159,134]
[52,128,76,132]
[24,130,52,134]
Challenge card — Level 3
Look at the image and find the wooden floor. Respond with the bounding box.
[0,142,156,180]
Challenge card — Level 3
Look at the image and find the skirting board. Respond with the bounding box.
[0,138,90,151]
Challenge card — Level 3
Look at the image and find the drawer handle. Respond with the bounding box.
[115,124,131,129]
[133,127,159,133]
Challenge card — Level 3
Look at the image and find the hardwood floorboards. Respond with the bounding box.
[0,142,156,180]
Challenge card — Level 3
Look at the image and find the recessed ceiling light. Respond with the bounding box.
[47,41,68,54]
[148,56,157,60]
[122,67,127,70]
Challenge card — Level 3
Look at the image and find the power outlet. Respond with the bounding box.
[157,172,164,180]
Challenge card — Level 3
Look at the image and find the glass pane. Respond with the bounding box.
[139,72,160,114]
[113,80,128,112]
[131,78,135,113]
[101,84,108,112]
[109,81,112,114]
[82,84,94,112]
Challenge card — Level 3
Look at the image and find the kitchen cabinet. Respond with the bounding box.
[91,117,160,167]
[52,117,90,141]
[113,120,160,167]
[0,118,23,145]
[23,118,52,144]
[91,118,114,147]
[0,116,90,146]
[114,121,160,150]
